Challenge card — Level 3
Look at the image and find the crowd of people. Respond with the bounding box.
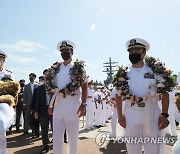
[1,38,180,154]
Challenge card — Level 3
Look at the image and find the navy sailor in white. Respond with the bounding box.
[48,40,88,154]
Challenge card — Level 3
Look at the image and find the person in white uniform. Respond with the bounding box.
[0,50,15,154]
[101,87,107,126]
[94,86,104,127]
[48,40,88,154]
[85,80,95,129]
[105,91,112,121]
[172,90,180,154]
[109,87,125,138]
[115,38,170,154]
[109,87,118,138]
[166,91,178,137]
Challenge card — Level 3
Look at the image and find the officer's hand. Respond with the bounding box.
[118,115,126,128]
[77,104,85,117]
[34,112,38,120]
[48,108,53,116]
[158,115,169,130]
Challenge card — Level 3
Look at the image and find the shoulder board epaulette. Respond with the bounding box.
[5,69,12,73]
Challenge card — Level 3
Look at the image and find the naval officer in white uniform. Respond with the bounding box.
[48,40,88,154]
[0,50,14,154]
[86,80,95,129]
[116,38,170,154]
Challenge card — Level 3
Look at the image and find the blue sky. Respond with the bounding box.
[0,0,180,84]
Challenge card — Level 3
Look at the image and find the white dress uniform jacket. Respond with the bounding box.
[0,69,14,154]
[94,91,104,126]
[116,64,165,154]
[52,62,88,154]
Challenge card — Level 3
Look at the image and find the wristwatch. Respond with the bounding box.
[81,103,87,107]
[161,113,169,118]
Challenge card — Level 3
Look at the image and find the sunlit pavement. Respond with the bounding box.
[7,117,178,154]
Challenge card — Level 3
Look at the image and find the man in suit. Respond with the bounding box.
[34,75,53,153]
[16,79,25,132]
[23,73,37,135]
[31,84,40,138]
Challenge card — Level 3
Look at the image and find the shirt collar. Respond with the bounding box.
[129,64,147,71]
[30,82,34,85]
[62,61,73,68]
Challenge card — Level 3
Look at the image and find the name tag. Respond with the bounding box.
[144,72,155,79]
[138,102,145,107]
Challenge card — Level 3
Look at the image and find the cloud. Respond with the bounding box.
[0,40,45,53]
[43,54,53,58]
[90,24,96,30]
[8,54,36,64]
[7,67,21,71]
[18,70,35,74]
[98,7,105,16]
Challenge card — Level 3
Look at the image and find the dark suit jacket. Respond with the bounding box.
[23,83,37,108]
[35,84,48,117]
[31,87,39,110]
[17,87,24,108]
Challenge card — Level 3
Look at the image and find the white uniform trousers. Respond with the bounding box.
[95,103,102,126]
[53,98,80,154]
[107,105,113,119]
[109,107,118,138]
[105,103,109,121]
[166,102,178,136]
[0,132,6,154]
[101,103,106,126]
[124,103,165,154]
[86,100,95,128]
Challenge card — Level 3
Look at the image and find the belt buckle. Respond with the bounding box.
[138,102,145,108]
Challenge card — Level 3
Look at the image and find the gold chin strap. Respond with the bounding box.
[128,45,146,51]
[60,46,73,51]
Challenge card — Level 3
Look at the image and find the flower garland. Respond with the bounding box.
[145,56,175,93]
[45,59,86,97]
[174,91,180,112]
[112,56,176,106]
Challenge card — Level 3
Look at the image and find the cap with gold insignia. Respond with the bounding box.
[97,85,104,89]
[88,80,94,84]
[126,38,150,51]
[57,40,75,51]
[0,50,7,59]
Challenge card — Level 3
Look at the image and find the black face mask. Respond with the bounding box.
[129,53,142,64]
[61,52,71,60]
[20,83,25,87]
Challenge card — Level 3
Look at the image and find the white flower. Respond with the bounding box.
[156,75,163,81]
[157,83,165,88]
[117,90,122,95]
[52,65,57,69]
[154,61,161,65]
[119,77,125,81]
[156,75,165,83]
